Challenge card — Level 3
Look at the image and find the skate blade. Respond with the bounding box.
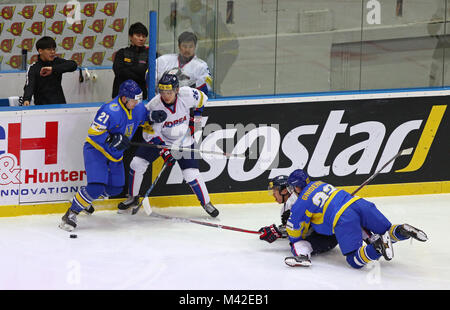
[415,231,428,242]
[403,224,428,242]
[382,234,394,261]
[117,208,133,215]
[284,257,312,267]
[59,222,75,232]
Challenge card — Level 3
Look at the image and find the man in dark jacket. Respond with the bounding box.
[22,36,77,106]
[112,22,156,100]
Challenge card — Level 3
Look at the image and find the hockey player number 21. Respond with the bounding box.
[97,112,110,124]
[312,184,337,209]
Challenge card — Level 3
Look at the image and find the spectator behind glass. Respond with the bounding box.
[22,36,77,106]
[167,0,239,96]
[156,31,212,96]
[112,22,155,99]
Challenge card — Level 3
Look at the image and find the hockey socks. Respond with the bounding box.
[346,244,382,269]
[389,225,409,243]
[70,183,104,213]
[188,179,209,206]
[183,168,210,206]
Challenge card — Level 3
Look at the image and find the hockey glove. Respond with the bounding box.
[258,224,282,243]
[106,133,130,151]
[150,110,167,123]
[160,148,176,167]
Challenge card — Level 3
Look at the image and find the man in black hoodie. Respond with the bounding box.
[22,36,77,106]
[112,22,155,100]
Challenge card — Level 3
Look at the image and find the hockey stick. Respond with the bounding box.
[351,147,414,242]
[133,162,169,215]
[139,164,260,233]
[350,147,414,196]
[139,175,260,234]
[150,212,261,234]
[130,141,245,158]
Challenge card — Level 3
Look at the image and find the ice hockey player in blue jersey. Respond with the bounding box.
[258,175,338,267]
[284,169,428,269]
[59,80,167,232]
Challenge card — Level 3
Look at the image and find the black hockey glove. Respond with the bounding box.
[258,224,282,243]
[150,110,167,123]
[106,133,130,151]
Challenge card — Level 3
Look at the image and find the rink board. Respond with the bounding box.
[0,89,448,215]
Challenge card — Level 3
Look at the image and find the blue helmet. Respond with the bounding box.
[158,69,179,91]
[119,79,143,101]
[287,169,310,190]
[268,175,289,191]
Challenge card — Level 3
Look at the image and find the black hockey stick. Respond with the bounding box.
[350,147,414,196]
[130,141,245,158]
[351,147,413,241]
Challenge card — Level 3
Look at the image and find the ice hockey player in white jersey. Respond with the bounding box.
[258,175,338,267]
[156,31,212,95]
[118,69,219,217]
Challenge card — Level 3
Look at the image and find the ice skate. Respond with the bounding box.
[372,232,394,261]
[284,255,312,267]
[397,224,428,242]
[59,209,79,232]
[117,196,140,215]
[202,201,219,217]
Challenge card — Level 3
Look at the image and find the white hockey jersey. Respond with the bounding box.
[143,86,207,147]
[156,54,212,92]
[281,192,298,218]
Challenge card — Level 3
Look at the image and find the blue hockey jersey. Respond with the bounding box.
[85,97,148,162]
[286,181,361,244]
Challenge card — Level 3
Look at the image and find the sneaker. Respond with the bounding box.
[82,205,95,215]
[372,232,394,261]
[285,255,312,267]
[59,209,79,232]
[117,196,140,214]
[397,224,428,242]
[202,201,219,217]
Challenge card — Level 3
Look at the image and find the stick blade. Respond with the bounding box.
[400,147,413,156]
[142,197,153,216]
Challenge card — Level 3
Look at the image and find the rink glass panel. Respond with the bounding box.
[2,0,450,98]
[141,0,450,96]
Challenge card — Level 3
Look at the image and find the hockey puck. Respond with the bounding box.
[70,234,77,239]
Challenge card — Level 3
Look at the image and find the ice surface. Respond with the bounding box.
[0,194,449,290]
